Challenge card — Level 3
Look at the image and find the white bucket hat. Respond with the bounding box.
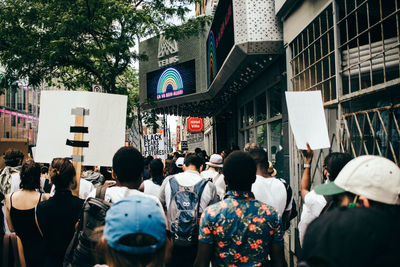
[206,154,223,168]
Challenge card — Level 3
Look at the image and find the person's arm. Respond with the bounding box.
[5,193,14,232]
[17,235,27,267]
[300,143,313,201]
[270,243,287,267]
[138,181,145,192]
[193,242,213,267]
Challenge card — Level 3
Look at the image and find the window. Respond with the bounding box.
[11,116,16,127]
[338,0,400,95]
[246,101,254,126]
[256,93,267,122]
[290,5,336,102]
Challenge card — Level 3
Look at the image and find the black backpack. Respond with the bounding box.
[277,178,298,231]
[63,186,111,267]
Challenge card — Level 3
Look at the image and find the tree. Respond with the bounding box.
[0,0,208,93]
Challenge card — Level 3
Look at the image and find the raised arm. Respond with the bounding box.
[300,143,313,201]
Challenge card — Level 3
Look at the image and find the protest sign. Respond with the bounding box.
[35,91,127,167]
[285,91,330,150]
[143,134,167,159]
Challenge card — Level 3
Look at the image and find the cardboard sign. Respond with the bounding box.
[143,134,166,159]
[35,91,127,166]
[285,91,330,150]
[187,117,203,133]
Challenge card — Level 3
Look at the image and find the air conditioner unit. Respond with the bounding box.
[342,37,398,76]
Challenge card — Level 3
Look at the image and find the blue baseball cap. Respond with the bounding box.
[104,194,167,254]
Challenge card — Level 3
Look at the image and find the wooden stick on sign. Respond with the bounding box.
[71,108,85,197]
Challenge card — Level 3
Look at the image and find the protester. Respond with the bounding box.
[194,151,287,267]
[143,155,154,181]
[81,165,105,186]
[250,148,293,218]
[298,143,352,245]
[0,193,26,266]
[174,157,185,172]
[159,153,218,267]
[95,194,172,267]
[139,158,164,197]
[243,142,258,152]
[40,165,51,193]
[0,149,24,196]
[35,158,84,267]
[86,147,147,203]
[201,154,226,200]
[163,159,178,177]
[5,160,49,267]
[300,155,400,267]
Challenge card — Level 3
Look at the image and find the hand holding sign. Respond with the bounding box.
[285,91,330,150]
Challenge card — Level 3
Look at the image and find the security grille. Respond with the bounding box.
[338,0,400,95]
[290,5,336,102]
[340,104,400,166]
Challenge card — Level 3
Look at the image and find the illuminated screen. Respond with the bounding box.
[206,0,234,87]
[147,60,196,101]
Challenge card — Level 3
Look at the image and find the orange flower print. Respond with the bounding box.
[233,200,239,207]
[208,209,216,217]
[235,208,243,217]
[270,230,274,235]
[248,224,257,231]
[252,217,266,223]
[261,204,271,215]
[219,253,226,258]
[250,242,259,249]
[240,256,249,263]
[218,241,225,248]
[202,227,211,235]
[220,201,228,209]
[234,253,241,259]
[228,265,237,267]
[255,263,262,266]
[216,226,224,233]
[256,239,263,244]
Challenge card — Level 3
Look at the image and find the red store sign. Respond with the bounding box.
[187,117,203,133]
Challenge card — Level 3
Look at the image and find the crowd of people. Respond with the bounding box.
[0,143,399,267]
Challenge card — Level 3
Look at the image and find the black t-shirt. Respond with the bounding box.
[36,190,84,267]
[301,206,400,267]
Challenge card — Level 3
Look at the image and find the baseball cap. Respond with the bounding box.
[314,155,400,205]
[104,194,167,254]
[175,157,185,168]
[206,154,223,168]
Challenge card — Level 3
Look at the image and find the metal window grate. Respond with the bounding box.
[338,0,400,95]
[340,104,400,166]
[290,5,336,102]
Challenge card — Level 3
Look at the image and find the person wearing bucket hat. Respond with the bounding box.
[97,194,172,267]
[300,155,400,267]
[201,154,226,199]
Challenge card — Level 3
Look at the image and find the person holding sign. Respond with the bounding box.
[298,143,352,246]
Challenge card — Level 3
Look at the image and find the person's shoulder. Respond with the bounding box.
[253,199,280,217]
[305,190,326,204]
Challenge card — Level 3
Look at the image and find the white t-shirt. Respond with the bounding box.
[201,169,226,200]
[159,170,218,213]
[143,180,161,198]
[298,190,327,246]
[50,178,94,199]
[87,186,160,205]
[251,175,292,216]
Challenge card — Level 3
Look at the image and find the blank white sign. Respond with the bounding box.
[35,91,127,166]
[285,91,330,150]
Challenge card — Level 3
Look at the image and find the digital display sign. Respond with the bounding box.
[207,0,234,87]
[146,60,196,101]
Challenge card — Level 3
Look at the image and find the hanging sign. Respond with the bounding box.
[187,117,203,133]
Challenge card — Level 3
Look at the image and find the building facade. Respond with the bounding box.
[0,85,40,144]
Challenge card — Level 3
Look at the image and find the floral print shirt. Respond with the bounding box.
[199,190,283,267]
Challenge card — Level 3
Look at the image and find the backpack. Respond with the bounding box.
[2,233,24,267]
[277,178,298,231]
[167,177,209,246]
[63,186,111,267]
